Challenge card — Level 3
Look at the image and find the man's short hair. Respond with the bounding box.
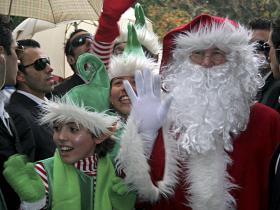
[17,39,41,74]
[0,15,12,55]
[64,29,88,56]
[17,39,40,48]
[248,18,271,30]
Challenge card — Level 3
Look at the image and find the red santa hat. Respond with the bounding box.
[160,14,251,73]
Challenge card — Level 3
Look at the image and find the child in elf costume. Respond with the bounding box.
[108,4,161,160]
[3,53,136,210]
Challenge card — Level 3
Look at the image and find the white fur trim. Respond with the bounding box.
[108,54,158,80]
[184,143,237,210]
[20,196,47,210]
[116,115,180,202]
[116,26,161,55]
[173,19,251,55]
[39,97,118,137]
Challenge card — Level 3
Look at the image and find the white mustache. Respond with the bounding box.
[164,59,257,154]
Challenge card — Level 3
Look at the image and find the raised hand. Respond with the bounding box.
[3,154,45,202]
[124,69,173,141]
[102,0,137,21]
[95,0,137,42]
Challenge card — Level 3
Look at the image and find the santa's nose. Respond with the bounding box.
[201,56,214,68]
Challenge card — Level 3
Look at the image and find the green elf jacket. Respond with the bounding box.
[40,152,135,210]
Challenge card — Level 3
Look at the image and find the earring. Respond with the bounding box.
[0,54,7,89]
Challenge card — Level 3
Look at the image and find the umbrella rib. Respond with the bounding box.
[87,0,102,17]
[47,0,56,23]
[92,7,100,17]
[8,0,13,16]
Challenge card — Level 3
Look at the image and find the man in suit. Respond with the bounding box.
[50,29,94,97]
[248,18,280,113]
[7,39,56,161]
[260,19,280,113]
[0,15,30,210]
[268,17,280,210]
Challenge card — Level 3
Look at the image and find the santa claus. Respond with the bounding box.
[117,14,280,210]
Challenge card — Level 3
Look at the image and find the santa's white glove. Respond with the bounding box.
[124,69,173,155]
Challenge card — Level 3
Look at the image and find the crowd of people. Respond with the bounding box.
[0,0,280,209]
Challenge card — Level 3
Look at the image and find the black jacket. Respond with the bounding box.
[258,74,280,113]
[50,73,84,97]
[7,91,55,161]
[0,117,28,209]
[269,143,280,210]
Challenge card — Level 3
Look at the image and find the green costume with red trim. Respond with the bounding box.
[40,151,135,210]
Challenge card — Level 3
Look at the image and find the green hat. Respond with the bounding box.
[122,23,145,58]
[109,23,158,80]
[134,3,146,28]
[115,3,161,57]
[41,53,118,137]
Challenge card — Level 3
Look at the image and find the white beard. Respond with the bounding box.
[162,57,259,209]
[163,57,258,155]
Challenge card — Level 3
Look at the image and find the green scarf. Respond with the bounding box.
[52,151,81,210]
[51,150,135,210]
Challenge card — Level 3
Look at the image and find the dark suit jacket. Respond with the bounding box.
[0,116,32,209]
[7,92,55,161]
[269,143,280,210]
[50,73,84,97]
[258,73,280,113]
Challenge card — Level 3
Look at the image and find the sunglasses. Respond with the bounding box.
[23,57,50,71]
[254,40,270,57]
[68,34,93,54]
[15,42,25,57]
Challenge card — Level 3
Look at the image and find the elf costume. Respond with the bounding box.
[114,3,161,62]
[3,53,136,210]
[108,4,160,162]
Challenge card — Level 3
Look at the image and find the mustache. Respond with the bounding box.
[164,60,253,154]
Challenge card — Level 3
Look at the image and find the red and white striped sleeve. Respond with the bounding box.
[35,162,49,195]
[92,39,114,70]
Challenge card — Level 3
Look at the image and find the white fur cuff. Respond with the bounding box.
[20,196,47,210]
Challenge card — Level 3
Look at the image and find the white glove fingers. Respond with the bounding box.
[158,95,173,121]
[143,69,153,95]
[135,70,144,97]
[153,74,161,98]
[123,80,137,105]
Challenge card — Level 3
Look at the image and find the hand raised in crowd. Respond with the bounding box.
[124,69,173,141]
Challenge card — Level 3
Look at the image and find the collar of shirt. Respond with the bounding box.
[263,71,272,81]
[17,90,48,105]
[0,90,13,135]
[74,154,98,176]
[0,89,10,118]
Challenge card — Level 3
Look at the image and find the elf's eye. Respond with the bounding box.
[53,123,62,132]
[69,126,79,133]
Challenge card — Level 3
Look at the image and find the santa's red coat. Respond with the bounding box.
[136,103,280,210]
